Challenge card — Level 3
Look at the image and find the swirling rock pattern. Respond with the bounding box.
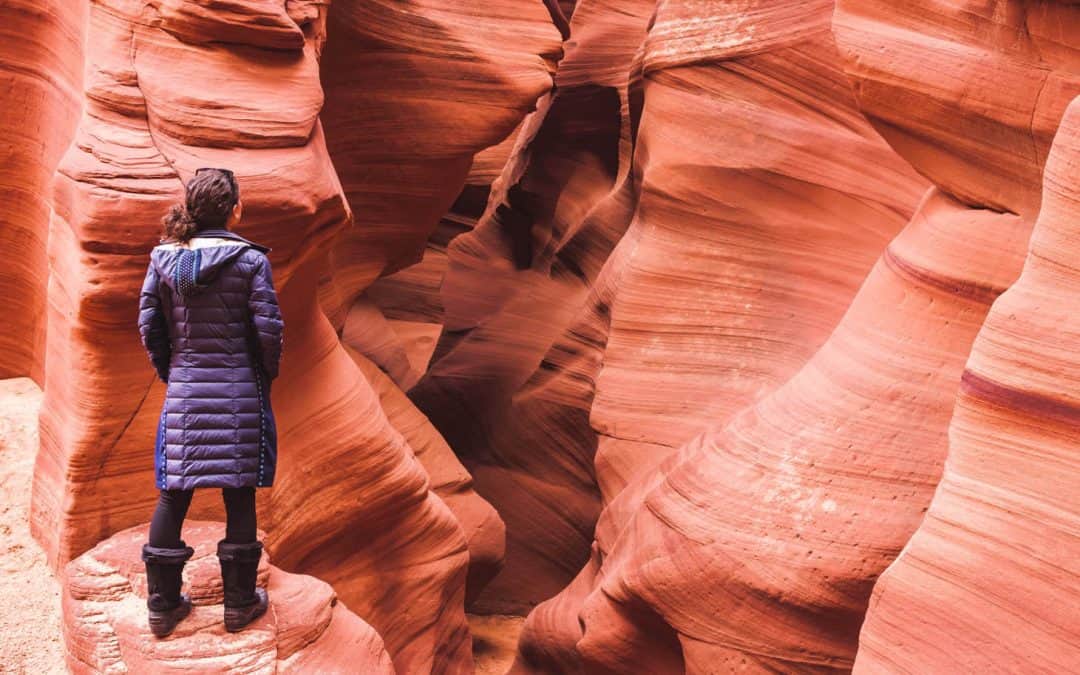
[26,1,554,672]
[63,521,394,674]
[509,0,1079,671]
[317,0,565,614]
[565,189,1029,672]
[853,93,1080,675]
[6,0,1079,671]
[412,0,657,614]
[320,0,563,316]
[834,0,1080,219]
[0,0,85,381]
[511,0,929,668]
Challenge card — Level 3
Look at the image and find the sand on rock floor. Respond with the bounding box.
[0,377,64,674]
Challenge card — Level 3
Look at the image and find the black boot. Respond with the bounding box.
[142,543,195,638]
[216,539,268,632]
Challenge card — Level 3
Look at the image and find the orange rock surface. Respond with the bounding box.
[509,0,1078,671]
[26,1,558,672]
[320,0,563,313]
[3,0,1078,671]
[411,0,657,613]
[853,91,1080,675]
[63,521,394,674]
[0,0,85,381]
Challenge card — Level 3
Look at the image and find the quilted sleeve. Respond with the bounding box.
[137,262,172,382]
[248,252,284,380]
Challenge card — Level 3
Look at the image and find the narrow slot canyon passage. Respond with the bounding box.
[0,1,1077,673]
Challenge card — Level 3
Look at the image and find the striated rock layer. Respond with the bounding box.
[417,0,929,619]
[27,1,558,672]
[9,0,1079,671]
[511,0,930,668]
[0,0,85,382]
[64,521,394,674]
[515,0,1079,671]
[412,0,657,613]
[317,0,565,607]
[315,0,563,604]
[320,0,563,319]
[853,93,1080,675]
[834,0,1080,220]
[558,188,1030,672]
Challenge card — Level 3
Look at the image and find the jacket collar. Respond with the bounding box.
[188,228,271,253]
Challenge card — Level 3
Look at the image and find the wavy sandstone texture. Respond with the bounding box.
[504,0,932,668]
[510,0,1079,672]
[414,0,930,619]
[5,0,1079,672]
[0,0,85,381]
[316,0,564,607]
[852,94,1080,675]
[28,1,557,673]
[412,0,657,613]
[320,0,562,316]
[64,521,394,674]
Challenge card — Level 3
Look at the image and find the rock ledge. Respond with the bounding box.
[63,521,394,674]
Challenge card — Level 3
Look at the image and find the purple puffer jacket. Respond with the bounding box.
[137,229,283,490]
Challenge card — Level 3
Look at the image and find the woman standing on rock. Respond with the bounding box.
[136,168,283,637]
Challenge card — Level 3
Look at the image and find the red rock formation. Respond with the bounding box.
[412,0,657,614]
[320,0,563,316]
[63,521,394,674]
[10,0,1078,671]
[560,189,1029,672]
[28,1,558,672]
[853,94,1080,675]
[504,0,927,663]
[351,352,506,603]
[833,0,1080,220]
[511,0,1079,670]
[316,0,565,611]
[831,2,1080,667]
[0,0,85,381]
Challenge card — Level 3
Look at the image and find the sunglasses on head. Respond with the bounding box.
[195,167,239,195]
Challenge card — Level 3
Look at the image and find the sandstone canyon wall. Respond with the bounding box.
[2,0,1078,673]
[411,0,657,613]
[0,0,85,382]
[26,0,559,673]
[852,82,1080,675]
[502,0,1079,671]
[412,0,933,621]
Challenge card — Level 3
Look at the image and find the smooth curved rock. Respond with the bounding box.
[514,0,928,667]
[412,0,657,614]
[8,0,1078,672]
[316,0,565,606]
[351,350,507,604]
[853,94,1080,675]
[63,521,394,674]
[512,0,1079,671]
[834,0,1080,218]
[27,2,498,672]
[320,0,563,317]
[568,188,1030,672]
[0,0,85,382]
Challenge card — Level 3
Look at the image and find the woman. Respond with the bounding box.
[137,167,283,637]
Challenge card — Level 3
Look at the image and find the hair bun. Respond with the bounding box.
[161,203,199,243]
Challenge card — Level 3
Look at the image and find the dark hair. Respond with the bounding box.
[162,168,240,243]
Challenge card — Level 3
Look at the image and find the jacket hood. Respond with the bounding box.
[151,240,251,297]
[187,229,271,253]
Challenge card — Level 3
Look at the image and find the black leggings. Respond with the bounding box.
[148,487,257,548]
